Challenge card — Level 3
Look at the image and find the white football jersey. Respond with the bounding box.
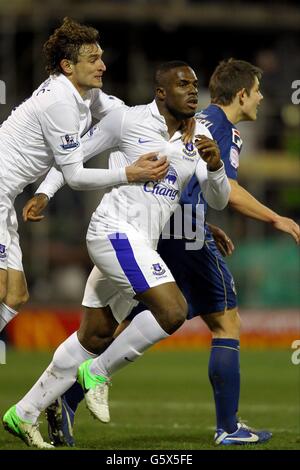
[0,74,123,199]
[85,101,230,247]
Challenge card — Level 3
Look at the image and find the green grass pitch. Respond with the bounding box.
[0,348,299,450]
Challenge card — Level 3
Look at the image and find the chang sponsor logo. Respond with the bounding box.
[144,182,179,200]
[144,167,179,201]
[164,165,177,185]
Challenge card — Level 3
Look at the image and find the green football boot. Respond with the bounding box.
[3,405,54,449]
[77,359,110,423]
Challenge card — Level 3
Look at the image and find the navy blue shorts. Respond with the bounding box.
[128,232,237,320]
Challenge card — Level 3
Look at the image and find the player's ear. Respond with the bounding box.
[156,86,166,100]
[237,88,246,106]
[60,59,73,75]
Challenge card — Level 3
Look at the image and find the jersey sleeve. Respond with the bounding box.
[81,106,126,163]
[195,160,230,210]
[35,165,65,199]
[214,127,242,180]
[41,102,84,166]
[90,90,125,120]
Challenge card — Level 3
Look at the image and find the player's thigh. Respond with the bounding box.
[137,282,187,333]
[125,282,189,333]
[164,238,237,318]
[79,266,129,352]
[158,237,206,317]
[191,241,238,333]
[82,265,137,325]
[1,199,27,308]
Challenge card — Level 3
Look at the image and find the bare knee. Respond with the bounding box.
[3,269,29,310]
[138,284,188,334]
[78,328,114,355]
[155,298,188,334]
[77,307,118,354]
[5,289,29,310]
[203,307,241,339]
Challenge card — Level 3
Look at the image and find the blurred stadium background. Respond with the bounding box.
[0,0,299,450]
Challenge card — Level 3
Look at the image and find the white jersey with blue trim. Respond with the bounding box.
[0,74,123,199]
[86,101,230,248]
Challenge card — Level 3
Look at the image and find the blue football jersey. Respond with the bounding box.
[180,104,243,218]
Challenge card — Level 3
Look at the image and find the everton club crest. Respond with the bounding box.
[152,263,166,276]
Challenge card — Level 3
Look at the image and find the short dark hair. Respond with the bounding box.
[209,58,262,105]
[154,61,190,87]
[43,17,100,75]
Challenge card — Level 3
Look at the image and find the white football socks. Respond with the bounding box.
[16,332,96,423]
[90,310,169,377]
[0,302,18,332]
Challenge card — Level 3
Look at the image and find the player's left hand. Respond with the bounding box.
[182,117,196,144]
[194,135,222,171]
[207,223,235,256]
[22,193,49,222]
[272,216,300,245]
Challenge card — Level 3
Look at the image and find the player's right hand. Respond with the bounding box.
[22,193,49,222]
[272,215,300,245]
[126,152,169,183]
[207,223,235,256]
[195,135,222,171]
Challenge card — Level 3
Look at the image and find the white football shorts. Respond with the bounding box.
[0,190,23,271]
[84,229,175,323]
[82,265,139,323]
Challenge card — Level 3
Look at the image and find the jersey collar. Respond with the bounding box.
[149,100,183,142]
[149,100,167,126]
[207,104,233,126]
[54,74,90,108]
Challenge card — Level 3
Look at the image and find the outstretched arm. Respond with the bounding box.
[23,153,169,221]
[229,179,300,244]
